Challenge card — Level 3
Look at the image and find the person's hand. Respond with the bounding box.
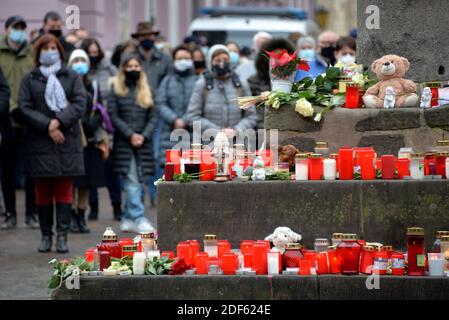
[49,129,65,144]
[174,118,186,129]
[130,133,144,148]
[223,128,236,139]
[48,119,60,133]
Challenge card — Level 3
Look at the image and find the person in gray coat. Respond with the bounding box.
[157,46,198,167]
[185,44,257,146]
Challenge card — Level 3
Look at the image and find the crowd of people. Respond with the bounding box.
[0,11,357,253]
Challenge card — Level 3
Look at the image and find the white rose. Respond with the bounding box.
[295,98,314,117]
[351,73,365,86]
[314,113,322,122]
[272,99,281,110]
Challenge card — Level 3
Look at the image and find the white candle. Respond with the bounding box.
[133,252,146,275]
[446,158,449,179]
[323,159,336,180]
[428,253,445,276]
[295,159,308,181]
[267,252,280,275]
[146,250,161,260]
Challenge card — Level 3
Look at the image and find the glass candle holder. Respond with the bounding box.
[323,159,336,180]
[314,141,329,158]
[195,252,209,275]
[218,240,231,259]
[316,252,329,275]
[381,155,395,179]
[436,152,448,178]
[339,148,354,180]
[222,253,238,275]
[327,247,342,274]
[424,152,437,175]
[177,242,192,265]
[267,251,281,275]
[397,158,411,179]
[85,247,96,263]
[360,155,376,180]
[283,243,304,268]
[428,253,445,276]
[391,252,405,275]
[372,250,389,275]
[252,242,269,275]
[295,153,309,181]
[164,163,175,181]
[204,234,218,258]
[345,83,362,108]
[336,234,361,275]
[359,245,375,274]
[410,153,425,179]
[97,227,121,259]
[407,227,426,276]
[314,238,330,253]
[309,154,323,180]
[166,149,181,175]
[299,259,312,275]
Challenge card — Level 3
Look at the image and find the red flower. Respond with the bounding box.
[169,258,191,275]
[297,59,310,72]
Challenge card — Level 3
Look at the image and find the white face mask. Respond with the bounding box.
[174,59,194,72]
[339,53,356,65]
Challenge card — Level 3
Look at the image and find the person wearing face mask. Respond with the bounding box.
[192,48,207,75]
[295,37,328,82]
[68,49,106,234]
[226,41,241,68]
[334,36,357,67]
[80,38,122,222]
[131,22,171,207]
[157,46,198,169]
[317,30,339,66]
[0,16,36,230]
[17,34,86,253]
[108,53,158,234]
[35,12,75,63]
[186,44,257,145]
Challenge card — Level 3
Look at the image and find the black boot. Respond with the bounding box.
[70,209,80,233]
[112,203,122,221]
[55,203,71,254]
[77,209,90,233]
[88,201,98,221]
[37,205,53,253]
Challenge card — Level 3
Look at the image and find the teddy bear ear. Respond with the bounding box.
[401,57,410,71]
[371,58,382,72]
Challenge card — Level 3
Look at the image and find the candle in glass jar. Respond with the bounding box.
[177,242,192,264]
[327,247,342,274]
[390,252,405,275]
[295,154,309,180]
[339,148,354,180]
[316,252,329,274]
[428,253,445,276]
[195,252,209,274]
[381,155,395,179]
[85,247,96,263]
[204,234,218,258]
[360,156,376,180]
[309,154,323,180]
[323,159,336,180]
[407,227,426,276]
[267,251,280,275]
[166,149,181,175]
[397,158,411,179]
[222,253,237,275]
[299,259,312,275]
[436,153,448,178]
[314,142,329,158]
[252,242,268,275]
[345,83,361,108]
[337,234,361,275]
[424,152,437,175]
[133,252,146,275]
[410,153,425,179]
[218,240,231,259]
[359,246,375,274]
[99,251,111,271]
[314,238,330,253]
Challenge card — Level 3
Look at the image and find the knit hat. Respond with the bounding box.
[68,49,90,67]
[206,44,230,70]
[297,36,316,49]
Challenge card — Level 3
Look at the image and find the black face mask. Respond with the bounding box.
[321,46,336,65]
[140,39,154,51]
[194,60,206,70]
[124,70,140,85]
[89,56,101,66]
[48,29,62,38]
[212,62,231,78]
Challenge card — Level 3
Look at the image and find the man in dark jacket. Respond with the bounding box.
[0,68,13,222]
[34,11,75,62]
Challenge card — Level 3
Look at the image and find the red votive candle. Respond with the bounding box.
[85,247,96,263]
[424,152,437,175]
[339,148,354,180]
[397,158,411,179]
[327,249,342,274]
[252,242,268,275]
[243,253,253,269]
[304,250,317,269]
[195,252,209,274]
[200,150,216,181]
[222,253,237,275]
[381,155,395,179]
[436,153,447,178]
[309,154,323,180]
[316,252,329,275]
[166,149,181,175]
[218,240,231,259]
[99,251,110,271]
[299,259,312,275]
[360,156,376,180]
[188,240,200,267]
[240,240,254,255]
[345,84,361,108]
[164,163,175,181]
[177,242,192,265]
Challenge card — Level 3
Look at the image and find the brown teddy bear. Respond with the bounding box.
[363,54,418,108]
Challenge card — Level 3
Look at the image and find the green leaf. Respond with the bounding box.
[48,275,62,290]
[326,67,341,79]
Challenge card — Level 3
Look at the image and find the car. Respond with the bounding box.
[188,6,320,48]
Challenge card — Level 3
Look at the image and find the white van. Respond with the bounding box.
[188,7,320,48]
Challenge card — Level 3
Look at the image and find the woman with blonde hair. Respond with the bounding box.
[108,53,157,233]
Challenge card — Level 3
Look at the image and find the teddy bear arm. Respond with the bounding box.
[402,79,417,93]
[365,83,380,96]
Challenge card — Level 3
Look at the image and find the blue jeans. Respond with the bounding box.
[147,117,163,201]
[123,156,145,221]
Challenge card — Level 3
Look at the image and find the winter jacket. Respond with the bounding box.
[185,73,257,135]
[89,58,117,103]
[108,84,158,181]
[0,35,34,117]
[0,67,12,142]
[135,47,172,90]
[17,65,86,178]
[156,70,198,166]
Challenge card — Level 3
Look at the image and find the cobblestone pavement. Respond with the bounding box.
[0,189,157,300]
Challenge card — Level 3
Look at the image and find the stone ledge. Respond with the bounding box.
[51,275,449,300]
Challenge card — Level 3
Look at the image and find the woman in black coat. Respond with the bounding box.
[108,53,157,234]
[18,34,86,253]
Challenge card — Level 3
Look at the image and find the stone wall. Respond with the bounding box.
[264,105,449,155]
[357,0,449,82]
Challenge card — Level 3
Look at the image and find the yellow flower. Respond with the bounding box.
[272,99,281,110]
[351,73,365,86]
[295,98,313,117]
